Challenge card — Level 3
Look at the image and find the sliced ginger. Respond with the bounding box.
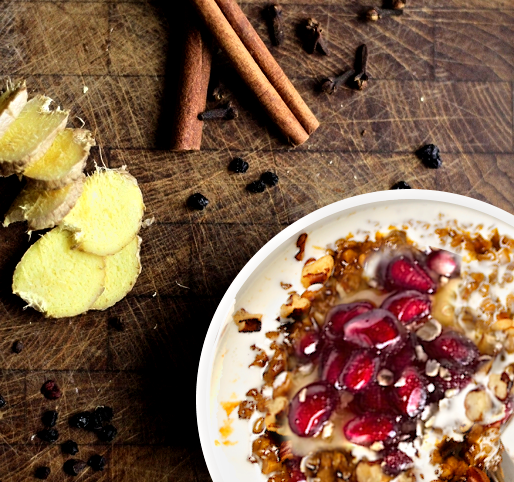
[0,81,28,139]
[62,168,145,256]
[3,176,84,231]
[24,128,95,189]
[91,236,142,310]
[12,228,105,318]
[0,95,68,176]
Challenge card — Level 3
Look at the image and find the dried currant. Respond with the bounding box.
[95,405,114,424]
[87,454,106,471]
[12,340,24,353]
[63,459,87,476]
[37,428,59,443]
[97,424,118,442]
[0,394,6,408]
[61,439,79,455]
[41,410,58,428]
[187,193,209,210]
[34,466,51,480]
[246,180,266,193]
[416,144,442,169]
[228,157,249,173]
[260,171,279,187]
[40,380,62,400]
[69,412,91,429]
[390,181,411,190]
[86,411,103,431]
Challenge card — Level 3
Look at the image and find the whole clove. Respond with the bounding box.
[304,18,329,55]
[198,101,238,121]
[353,44,369,90]
[321,69,355,94]
[366,7,404,21]
[265,4,284,46]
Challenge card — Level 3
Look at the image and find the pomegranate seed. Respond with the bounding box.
[323,302,374,341]
[393,366,427,417]
[288,382,337,437]
[290,469,307,482]
[343,309,404,353]
[381,291,431,326]
[426,249,459,278]
[430,368,473,402]
[382,450,414,476]
[320,346,348,387]
[387,340,418,377]
[343,414,397,447]
[339,350,378,393]
[385,256,436,293]
[295,331,321,360]
[423,331,479,368]
[351,384,395,414]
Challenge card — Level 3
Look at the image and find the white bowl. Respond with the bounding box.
[196,190,514,482]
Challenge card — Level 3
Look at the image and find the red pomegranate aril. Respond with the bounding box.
[423,331,480,368]
[343,309,404,352]
[351,384,395,414]
[288,382,337,437]
[343,414,397,447]
[320,346,348,387]
[295,331,321,360]
[323,302,374,341]
[381,291,431,326]
[385,256,436,293]
[393,366,427,418]
[387,340,418,377]
[290,469,307,482]
[430,368,473,402]
[339,350,378,393]
[382,450,414,476]
[426,249,459,278]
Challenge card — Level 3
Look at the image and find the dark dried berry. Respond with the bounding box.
[228,157,249,173]
[416,144,442,169]
[95,406,114,424]
[87,454,106,471]
[96,424,117,442]
[391,181,411,190]
[12,340,24,353]
[108,316,125,331]
[246,180,266,193]
[37,428,59,443]
[63,459,86,476]
[0,394,6,408]
[187,193,209,210]
[40,380,62,400]
[34,466,51,479]
[61,439,79,455]
[69,412,91,429]
[42,410,58,428]
[86,411,103,431]
[260,171,279,187]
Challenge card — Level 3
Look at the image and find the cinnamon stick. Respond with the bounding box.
[214,0,319,135]
[189,0,310,146]
[171,19,212,151]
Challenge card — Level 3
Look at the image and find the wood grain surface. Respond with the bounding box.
[0,0,512,480]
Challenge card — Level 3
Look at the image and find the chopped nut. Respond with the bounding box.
[464,389,493,422]
[278,441,293,461]
[238,400,256,419]
[295,233,308,261]
[233,308,262,333]
[249,345,268,368]
[425,359,441,377]
[488,373,509,401]
[466,467,490,482]
[416,318,442,342]
[301,255,334,288]
[264,396,288,433]
[356,461,391,482]
[280,292,311,319]
[491,317,513,331]
[377,369,394,386]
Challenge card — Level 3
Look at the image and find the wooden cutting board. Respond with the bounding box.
[0,0,512,480]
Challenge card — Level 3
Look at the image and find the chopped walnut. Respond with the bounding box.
[295,233,308,261]
[264,396,288,433]
[466,467,491,482]
[280,292,311,319]
[263,345,287,385]
[355,462,391,482]
[488,373,509,401]
[252,434,282,475]
[301,255,334,288]
[238,400,256,419]
[233,308,262,333]
[465,389,493,422]
[249,345,268,368]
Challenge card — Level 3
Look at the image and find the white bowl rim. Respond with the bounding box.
[196,189,514,481]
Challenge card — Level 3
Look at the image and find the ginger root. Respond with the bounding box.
[0,81,28,139]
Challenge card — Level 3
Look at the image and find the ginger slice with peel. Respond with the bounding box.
[62,168,145,256]
[24,129,95,189]
[0,81,28,138]
[12,228,105,318]
[0,95,69,176]
[91,236,142,310]
[3,176,84,231]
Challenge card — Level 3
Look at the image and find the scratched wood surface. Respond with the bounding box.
[0,0,512,480]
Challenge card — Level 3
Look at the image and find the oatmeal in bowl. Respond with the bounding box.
[196,192,514,482]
